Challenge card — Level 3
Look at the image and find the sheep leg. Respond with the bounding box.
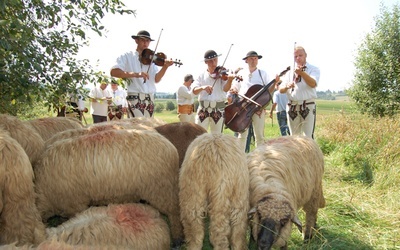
[209,210,230,250]
[302,202,319,240]
[229,209,249,250]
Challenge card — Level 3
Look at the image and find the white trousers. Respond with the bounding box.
[287,102,316,139]
[238,110,266,151]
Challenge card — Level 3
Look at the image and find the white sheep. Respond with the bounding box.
[25,116,84,142]
[0,128,46,246]
[45,203,171,249]
[0,114,44,165]
[34,128,184,247]
[179,133,249,249]
[247,136,326,249]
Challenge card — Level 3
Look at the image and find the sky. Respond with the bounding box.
[77,0,399,93]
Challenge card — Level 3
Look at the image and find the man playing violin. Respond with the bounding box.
[192,50,235,134]
[230,51,277,151]
[279,45,320,139]
[110,30,174,118]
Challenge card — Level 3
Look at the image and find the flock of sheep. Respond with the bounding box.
[0,113,326,249]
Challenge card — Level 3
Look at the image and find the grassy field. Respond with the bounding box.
[76,98,399,249]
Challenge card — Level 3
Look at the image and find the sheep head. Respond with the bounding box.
[248,194,302,250]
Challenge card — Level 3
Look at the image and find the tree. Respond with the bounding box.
[0,0,135,116]
[348,3,400,117]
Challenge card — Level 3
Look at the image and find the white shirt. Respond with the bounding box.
[110,50,159,95]
[89,86,112,116]
[192,70,229,102]
[233,68,272,96]
[284,62,320,101]
[176,85,195,105]
[109,87,128,107]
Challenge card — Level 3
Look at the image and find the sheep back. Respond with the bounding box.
[0,114,44,165]
[155,122,207,167]
[34,128,183,244]
[248,136,325,249]
[46,203,170,250]
[25,117,84,142]
[179,133,249,249]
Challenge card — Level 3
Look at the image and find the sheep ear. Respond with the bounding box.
[248,207,256,219]
[292,215,303,233]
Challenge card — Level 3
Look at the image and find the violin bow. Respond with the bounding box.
[144,28,163,83]
[291,41,296,91]
[211,43,234,89]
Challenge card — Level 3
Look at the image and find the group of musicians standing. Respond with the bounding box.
[67,29,320,151]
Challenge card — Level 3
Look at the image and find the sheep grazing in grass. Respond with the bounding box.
[34,128,184,247]
[0,128,46,246]
[25,117,84,142]
[247,136,326,250]
[45,203,171,249]
[155,122,207,167]
[179,133,249,249]
[0,114,44,165]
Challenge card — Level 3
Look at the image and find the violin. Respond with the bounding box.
[211,66,243,82]
[224,66,291,133]
[294,65,307,83]
[140,49,183,67]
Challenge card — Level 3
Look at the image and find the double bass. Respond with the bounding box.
[224,66,291,133]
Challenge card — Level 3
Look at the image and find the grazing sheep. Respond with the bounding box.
[155,122,207,167]
[45,203,170,249]
[0,128,46,246]
[90,116,167,129]
[25,117,84,142]
[247,136,326,250]
[0,114,44,165]
[179,133,249,249]
[34,129,183,247]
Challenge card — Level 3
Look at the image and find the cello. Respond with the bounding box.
[224,66,291,133]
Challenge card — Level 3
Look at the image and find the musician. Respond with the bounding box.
[89,81,112,123]
[279,45,320,139]
[107,79,128,121]
[176,74,195,123]
[192,50,234,133]
[110,30,174,118]
[231,51,277,151]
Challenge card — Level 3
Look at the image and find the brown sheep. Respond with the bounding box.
[34,129,183,247]
[0,114,44,165]
[0,128,46,246]
[247,136,326,250]
[179,133,249,249]
[154,122,207,167]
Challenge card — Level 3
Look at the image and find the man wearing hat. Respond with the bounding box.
[110,30,174,118]
[176,74,196,123]
[230,51,279,151]
[192,50,235,133]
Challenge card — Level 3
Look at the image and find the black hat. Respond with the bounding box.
[204,50,222,61]
[131,30,154,41]
[243,51,262,60]
[184,74,194,82]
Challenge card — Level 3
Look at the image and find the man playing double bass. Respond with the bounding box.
[230,51,279,151]
[110,30,174,118]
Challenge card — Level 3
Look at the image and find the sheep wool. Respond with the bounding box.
[179,133,249,250]
[247,136,326,249]
[34,128,183,246]
[25,117,84,142]
[45,203,170,250]
[155,122,207,168]
[0,128,46,246]
[0,114,44,165]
